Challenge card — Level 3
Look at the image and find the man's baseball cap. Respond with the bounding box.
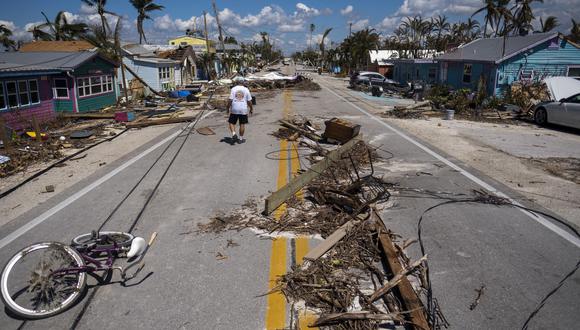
[233,76,246,83]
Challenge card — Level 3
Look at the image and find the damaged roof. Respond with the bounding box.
[19,41,97,52]
[0,51,115,73]
[437,32,560,63]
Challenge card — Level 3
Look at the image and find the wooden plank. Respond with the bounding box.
[373,210,429,330]
[61,113,116,119]
[125,115,197,129]
[0,118,12,153]
[312,311,402,327]
[263,134,362,215]
[32,116,42,143]
[279,120,322,142]
[303,220,355,261]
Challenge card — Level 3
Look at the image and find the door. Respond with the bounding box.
[563,93,580,129]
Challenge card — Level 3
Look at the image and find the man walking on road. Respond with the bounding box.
[227,77,253,143]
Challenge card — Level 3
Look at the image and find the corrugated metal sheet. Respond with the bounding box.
[0,51,99,72]
[437,33,558,63]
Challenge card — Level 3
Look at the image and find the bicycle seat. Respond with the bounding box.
[127,237,146,258]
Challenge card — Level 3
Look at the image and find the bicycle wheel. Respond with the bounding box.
[71,231,134,249]
[1,242,87,319]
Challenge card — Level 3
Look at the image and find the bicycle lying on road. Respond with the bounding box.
[1,231,157,319]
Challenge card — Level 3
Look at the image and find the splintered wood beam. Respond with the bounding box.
[263,134,362,215]
[125,116,197,129]
[373,210,429,330]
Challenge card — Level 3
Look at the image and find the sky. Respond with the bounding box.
[0,0,578,54]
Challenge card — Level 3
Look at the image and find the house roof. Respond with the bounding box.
[157,46,195,61]
[19,40,96,52]
[437,32,559,63]
[0,51,116,74]
[369,50,398,65]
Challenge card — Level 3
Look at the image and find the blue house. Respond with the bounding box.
[121,44,186,92]
[436,33,580,96]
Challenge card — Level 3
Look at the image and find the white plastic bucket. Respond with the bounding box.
[445,109,455,120]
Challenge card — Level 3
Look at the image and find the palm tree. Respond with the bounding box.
[82,0,116,34]
[28,25,53,41]
[130,0,164,44]
[538,16,558,33]
[513,0,544,35]
[0,24,16,51]
[432,15,450,50]
[495,0,513,37]
[38,11,88,41]
[309,23,315,50]
[224,36,237,44]
[569,19,580,43]
[319,28,333,67]
[466,18,481,40]
[472,0,500,38]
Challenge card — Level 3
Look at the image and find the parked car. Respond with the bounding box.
[534,77,580,129]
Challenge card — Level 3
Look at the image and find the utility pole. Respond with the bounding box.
[203,11,213,80]
[212,0,228,75]
[349,22,352,36]
[203,11,210,54]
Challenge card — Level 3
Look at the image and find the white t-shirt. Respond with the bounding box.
[229,85,252,115]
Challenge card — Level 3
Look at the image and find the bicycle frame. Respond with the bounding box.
[51,245,123,277]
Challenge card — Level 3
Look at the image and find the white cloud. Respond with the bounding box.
[379,16,400,30]
[154,14,176,30]
[351,19,370,31]
[279,22,304,32]
[295,3,320,17]
[80,3,97,15]
[340,5,354,16]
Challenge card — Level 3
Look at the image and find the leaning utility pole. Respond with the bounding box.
[212,0,228,75]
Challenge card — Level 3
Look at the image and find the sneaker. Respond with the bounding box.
[238,137,246,144]
[232,133,238,141]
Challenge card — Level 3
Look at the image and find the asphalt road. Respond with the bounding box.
[0,73,578,329]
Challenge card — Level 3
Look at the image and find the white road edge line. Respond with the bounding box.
[320,82,580,249]
[0,110,216,250]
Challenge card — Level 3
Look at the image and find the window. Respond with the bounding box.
[6,81,18,108]
[77,75,113,98]
[428,67,437,80]
[91,77,102,94]
[53,78,68,98]
[29,80,39,104]
[159,67,170,80]
[18,81,30,106]
[463,64,472,83]
[568,94,580,103]
[0,82,5,109]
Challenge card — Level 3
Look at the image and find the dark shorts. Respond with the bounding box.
[228,113,249,125]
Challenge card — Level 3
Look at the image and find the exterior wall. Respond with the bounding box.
[77,93,116,112]
[393,61,439,84]
[51,74,75,112]
[494,37,580,95]
[123,57,161,91]
[439,61,497,96]
[72,57,117,112]
[0,75,56,130]
[168,37,215,53]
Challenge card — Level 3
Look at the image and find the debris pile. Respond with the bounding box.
[197,119,444,329]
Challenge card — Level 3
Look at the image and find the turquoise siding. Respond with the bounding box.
[53,99,74,112]
[495,38,580,95]
[393,61,439,84]
[75,57,116,76]
[77,93,115,112]
[442,62,496,95]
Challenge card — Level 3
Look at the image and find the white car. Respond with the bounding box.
[534,77,580,129]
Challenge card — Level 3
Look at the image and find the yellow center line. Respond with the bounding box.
[265,90,292,329]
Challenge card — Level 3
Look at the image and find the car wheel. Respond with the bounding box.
[534,108,548,126]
